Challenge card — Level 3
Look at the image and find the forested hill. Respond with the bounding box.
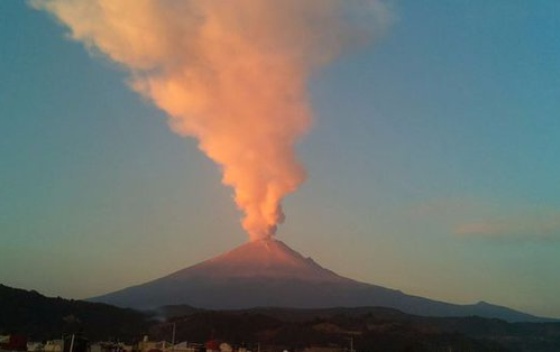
[0,284,151,342]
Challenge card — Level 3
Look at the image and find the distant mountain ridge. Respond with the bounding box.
[90,239,553,322]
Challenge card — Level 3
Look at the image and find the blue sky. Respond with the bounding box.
[1,1,560,318]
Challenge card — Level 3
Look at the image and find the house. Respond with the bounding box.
[43,340,63,352]
[0,335,28,352]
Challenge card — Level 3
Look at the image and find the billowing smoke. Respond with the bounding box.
[32,0,390,241]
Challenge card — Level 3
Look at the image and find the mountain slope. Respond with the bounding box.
[90,239,550,322]
[165,239,352,283]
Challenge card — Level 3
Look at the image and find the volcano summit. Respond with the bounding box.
[91,239,546,322]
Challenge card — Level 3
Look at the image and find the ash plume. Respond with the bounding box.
[31,0,390,240]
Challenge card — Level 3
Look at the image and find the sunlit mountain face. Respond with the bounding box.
[164,238,354,283]
[90,239,549,323]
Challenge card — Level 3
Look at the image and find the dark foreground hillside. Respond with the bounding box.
[156,305,560,352]
[3,284,560,351]
[0,284,151,341]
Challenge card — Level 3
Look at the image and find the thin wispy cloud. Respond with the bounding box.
[408,198,560,243]
[455,212,560,243]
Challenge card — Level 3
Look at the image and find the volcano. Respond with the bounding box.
[90,239,546,322]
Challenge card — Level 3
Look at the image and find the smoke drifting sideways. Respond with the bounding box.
[31,0,391,241]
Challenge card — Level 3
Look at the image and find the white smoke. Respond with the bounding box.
[31,0,391,240]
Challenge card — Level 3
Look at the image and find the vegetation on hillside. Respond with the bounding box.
[0,284,151,342]
[3,285,560,351]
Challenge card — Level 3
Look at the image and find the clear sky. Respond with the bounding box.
[1,1,560,318]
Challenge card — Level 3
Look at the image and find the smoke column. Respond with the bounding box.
[32,0,390,241]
